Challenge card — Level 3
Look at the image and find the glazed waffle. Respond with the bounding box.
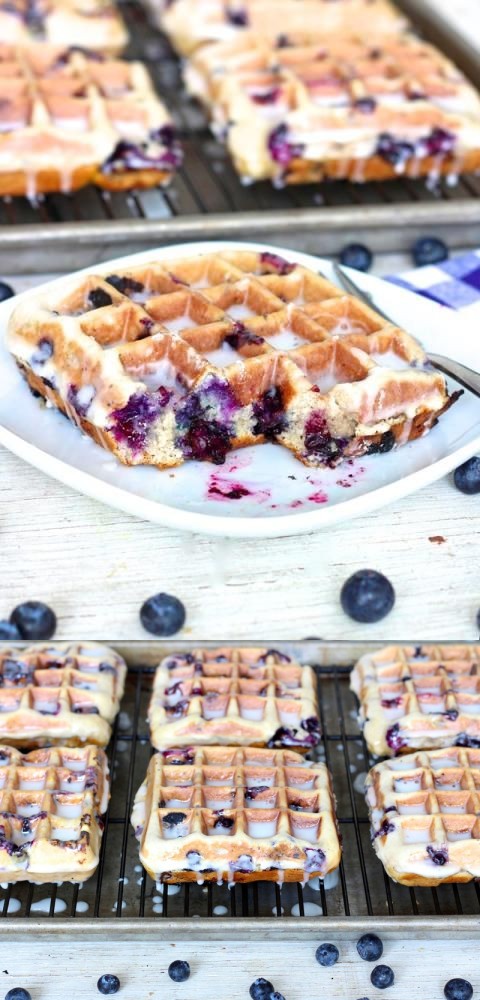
[186,34,480,185]
[0,643,127,748]
[8,248,457,471]
[0,0,127,54]
[351,645,480,757]
[0,743,109,883]
[157,0,407,56]
[0,43,181,198]
[366,747,480,886]
[131,746,341,883]
[148,647,321,751]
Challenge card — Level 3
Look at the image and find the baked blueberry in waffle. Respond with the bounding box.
[0,743,109,883]
[0,643,127,748]
[8,249,458,471]
[148,647,321,751]
[351,645,480,757]
[131,746,341,883]
[366,747,480,885]
[0,0,127,54]
[0,44,182,198]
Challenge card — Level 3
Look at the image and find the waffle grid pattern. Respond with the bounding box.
[366,747,480,885]
[0,744,109,883]
[132,746,341,882]
[0,0,128,54]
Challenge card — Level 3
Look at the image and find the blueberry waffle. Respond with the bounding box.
[186,33,480,185]
[148,648,321,751]
[0,643,127,748]
[131,746,340,883]
[0,0,127,54]
[0,743,109,883]
[351,645,480,757]
[366,747,480,885]
[0,43,182,198]
[8,248,457,471]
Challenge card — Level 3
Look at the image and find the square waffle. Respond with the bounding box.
[0,43,182,198]
[186,33,480,185]
[8,248,458,471]
[157,0,407,56]
[0,0,127,55]
[0,743,109,883]
[351,645,480,757]
[131,746,340,883]
[0,642,127,748]
[366,747,480,886]
[148,647,321,751]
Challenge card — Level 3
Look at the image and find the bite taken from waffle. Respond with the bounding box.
[7,247,459,472]
[0,744,109,883]
[148,647,321,752]
[366,747,480,886]
[131,746,341,884]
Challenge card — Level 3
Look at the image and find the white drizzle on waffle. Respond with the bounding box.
[7,249,458,471]
[0,643,127,748]
[351,645,480,758]
[132,746,340,883]
[148,647,321,751]
[366,747,480,885]
[0,0,127,54]
[0,743,109,883]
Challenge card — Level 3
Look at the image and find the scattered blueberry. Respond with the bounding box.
[370,965,394,990]
[249,979,274,1000]
[168,961,190,983]
[97,975,120,995]
[412,236,449,267]
[5,991,32,1000]
[356,934,384,962]
[444,979,473,1000]
[10,601,56,640]
[0,621,21,639]
[315,943,339,967]
[339,243,373,272]
[0,282,14,303]
[453,457,480,495]
[340,570,395,623]
[270,994,286,1000]
[140,593,186,636]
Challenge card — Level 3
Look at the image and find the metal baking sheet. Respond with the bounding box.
[0,641,479,940]
[1,0,480,270]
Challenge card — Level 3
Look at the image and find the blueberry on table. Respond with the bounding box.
[97,975,120,995]
[139,593,186,636]
[315,943,339,967]
[412,236,449,267]
[9,601,56,640]
[444,979,474,1000]
[5,990,32,1000]
[340,570,395,624]
[270,993,286,1000]
[0,281,14,303]
[249,979,274,1000]
[453,456,480,495]
[356,933,384,962]
[339,243,373,272]
[370,965,394,990]
[168,961,190,983]
[0,621,21,639]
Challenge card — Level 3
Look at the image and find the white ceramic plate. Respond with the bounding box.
[0,240,479,539]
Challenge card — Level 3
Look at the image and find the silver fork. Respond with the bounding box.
[331,262,480,398]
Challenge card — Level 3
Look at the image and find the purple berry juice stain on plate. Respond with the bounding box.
[206,472,271,504]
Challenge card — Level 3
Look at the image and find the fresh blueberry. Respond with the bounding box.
[140,593,186,636]
[0,281,14,303]
[370,965,394,990]
[270,994,286,1000]
[97,975,120,995]
[356,934,384,962]
[339,243,373,272]
[412,237,449,267]
[10,601,56,640]
[315,943,339,967]
[453,457,480,495]
[0,621,21,639]
[168,961,190,983]
[249,980,274,1000]
[5,991,32,1000]
[340,570,395,623]
[444,980,473,1000]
